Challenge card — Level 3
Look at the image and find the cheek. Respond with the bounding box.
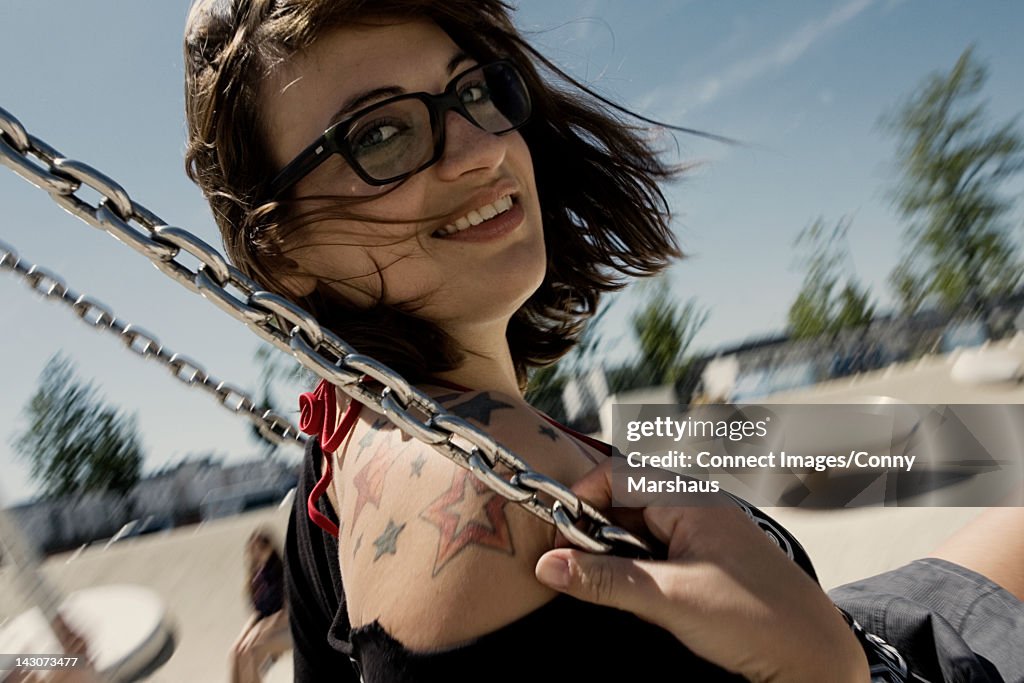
[288,219,437,308]
[302,156,395,199]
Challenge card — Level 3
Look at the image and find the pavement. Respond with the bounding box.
[1,335,1020,681]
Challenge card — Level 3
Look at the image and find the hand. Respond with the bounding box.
[237,614,271,653]
[534,461,869,683]
[234,610,289,660]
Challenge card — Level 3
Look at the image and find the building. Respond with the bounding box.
[7,456,297,554]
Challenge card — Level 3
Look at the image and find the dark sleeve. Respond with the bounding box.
[284,437,360,682]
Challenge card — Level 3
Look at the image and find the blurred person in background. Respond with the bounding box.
[229,528,290,683]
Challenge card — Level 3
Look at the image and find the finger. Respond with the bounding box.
[555,461,647,549]
[642,505,691,552]
[568,459,614,508]
[641,493,742,556]
[535,548,675,626]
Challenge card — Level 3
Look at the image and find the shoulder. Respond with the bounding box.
[333,386,604,650]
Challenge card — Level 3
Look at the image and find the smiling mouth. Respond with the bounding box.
[433,195,516,237]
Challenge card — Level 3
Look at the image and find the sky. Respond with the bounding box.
[2,0,1023,505]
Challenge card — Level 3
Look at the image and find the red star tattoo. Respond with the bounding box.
[420,470,514,576]
[351,442,397,528]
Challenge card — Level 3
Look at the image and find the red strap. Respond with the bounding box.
[301,381,363,538]
[306,449,339,538]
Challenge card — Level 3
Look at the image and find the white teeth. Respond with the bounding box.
[436,195,515,237]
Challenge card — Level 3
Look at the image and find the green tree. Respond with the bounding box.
[13,355,143,498]
[787,217,874,339]
[882,46,1024,314]
[525,301,610,422]
[630,279,708,386]
[524,364,568,423]
[833,282,875,332]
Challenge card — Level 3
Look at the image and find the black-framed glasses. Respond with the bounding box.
[268,60,532,199]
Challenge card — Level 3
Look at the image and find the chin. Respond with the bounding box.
[503,242,547,300]
[469,264,546,324]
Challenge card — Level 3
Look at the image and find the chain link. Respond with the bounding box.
[0,238,305,448]
[0,105,650,557]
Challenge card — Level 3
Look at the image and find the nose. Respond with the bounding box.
[433,109,507,181]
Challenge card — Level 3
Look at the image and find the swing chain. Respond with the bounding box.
[0,106,650,557]
[0,239,304,448]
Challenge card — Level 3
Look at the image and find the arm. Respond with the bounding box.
[238,609,290,651]
[335,388,599,651]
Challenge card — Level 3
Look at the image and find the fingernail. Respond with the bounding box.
[536,555,570,590]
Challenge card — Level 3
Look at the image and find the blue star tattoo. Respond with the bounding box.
[373,519,406,562]
[359,418,387,450]
[450,393,514,426]
[410,453,426,478]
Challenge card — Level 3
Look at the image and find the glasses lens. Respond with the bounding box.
[344,98,434,183]
[457,62,531,134]
[334,62,530,188]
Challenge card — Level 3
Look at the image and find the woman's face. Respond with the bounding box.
[260,19,546,335]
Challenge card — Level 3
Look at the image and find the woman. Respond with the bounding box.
[182,1,1023,681]
[230,529,291,683]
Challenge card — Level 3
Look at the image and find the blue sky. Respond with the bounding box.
[2,0,1022,504]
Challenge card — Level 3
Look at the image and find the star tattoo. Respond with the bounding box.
[373,520,406,562]
[351,443,397,528]
[538,424,558,441]
[410,453,426,478]
[355,418,389,462]
[420,470,513,576]
[449,392,514,426]
[357,427,377,451]
[353,533,363,558]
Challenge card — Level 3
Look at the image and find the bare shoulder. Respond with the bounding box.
[332,386,605,651]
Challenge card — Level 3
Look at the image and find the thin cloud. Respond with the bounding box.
[645,0,874,115]
[571,0,602,42]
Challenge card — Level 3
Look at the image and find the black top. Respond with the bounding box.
[285,433,823,682]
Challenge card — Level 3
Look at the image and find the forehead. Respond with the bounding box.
[260,18,462,169]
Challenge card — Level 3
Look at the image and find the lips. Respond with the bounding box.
[435,195,515,237]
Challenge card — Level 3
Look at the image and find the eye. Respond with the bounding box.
[350,119,406,152]
[459,81,491,105]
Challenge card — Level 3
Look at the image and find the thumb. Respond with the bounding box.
[535,548,665,620]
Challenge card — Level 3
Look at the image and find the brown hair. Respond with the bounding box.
[184,0,684,392]
[245,527,283,604]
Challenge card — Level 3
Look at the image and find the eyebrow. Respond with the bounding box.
[327,51,473,126]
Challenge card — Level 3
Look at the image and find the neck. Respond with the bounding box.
[430,320,525,400]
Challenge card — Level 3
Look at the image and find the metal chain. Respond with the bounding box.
[0,238,305,448]
[0,105,650,556]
